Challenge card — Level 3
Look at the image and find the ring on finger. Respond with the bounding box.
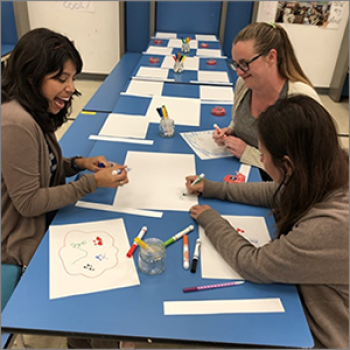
[119,181,124,186]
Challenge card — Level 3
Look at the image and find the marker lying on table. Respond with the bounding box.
[183,280,245,293]
[183,235,189,270]
[191,173,205,187]
[163,225,194,247]
[126,226,147,258]
[190,238,201,273]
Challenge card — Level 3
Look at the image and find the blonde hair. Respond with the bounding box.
[233,22,313,87]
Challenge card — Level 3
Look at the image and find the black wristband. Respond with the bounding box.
[70,156,84,172]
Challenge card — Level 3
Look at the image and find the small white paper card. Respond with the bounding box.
[195,34,218,42]
[113,151,198,211]
[198,71,230,84]
[161,56,199,71]
[49,219,140,299]
[145,46,173,56]
[167,38,198,49]
[136,67,169,80]
[164,298,284,315]
[125,80,164,97]
[200,85,234,102]
[196,49,222,57]
[180,130,232,160]
[200,215,272,280]
[99,114,149,139]
[146,96,201,126]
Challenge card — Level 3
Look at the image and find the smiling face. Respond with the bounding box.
[41,59,77,114]
[231,40,269,90]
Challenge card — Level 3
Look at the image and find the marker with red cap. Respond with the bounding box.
[126,226,147,258]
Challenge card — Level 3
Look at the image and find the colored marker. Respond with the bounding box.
[98,162,115,168]
[126,226,147,258]
[111,167,131,175]
[180,55,187,63]
[190,238,201,273]
[191,173,205,187]
[163,225,194,247]
[183,281,245,293]
[213,124,227,139]
[156,107,163,118]
[183,235,189,270]
[134,237,154,252]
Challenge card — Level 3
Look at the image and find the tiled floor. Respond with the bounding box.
[8,79,349,349]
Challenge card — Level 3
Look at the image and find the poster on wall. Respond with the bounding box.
[259,1,344,29]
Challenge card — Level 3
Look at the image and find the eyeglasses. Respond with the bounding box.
[230,53,263,73]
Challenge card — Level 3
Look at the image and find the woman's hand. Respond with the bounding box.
[94,164,129,188]
[224,136,247,159]
[212,127,231,146]
[185,175,204,195]
[75,156,112,172]
[189,204,212,220]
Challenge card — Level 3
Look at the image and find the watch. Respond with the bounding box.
[70,155,84,172]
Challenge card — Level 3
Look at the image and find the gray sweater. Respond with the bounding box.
[1,100,97,266]
[197,180,349,349]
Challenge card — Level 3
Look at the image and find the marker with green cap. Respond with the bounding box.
[163,225,195,247]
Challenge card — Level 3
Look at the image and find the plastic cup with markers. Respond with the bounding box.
[173,60,184,74]
[156,105,175,138]
[137,238,166,275]
[181,37,191,53]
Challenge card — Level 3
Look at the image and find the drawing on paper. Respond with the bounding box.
[58,230,119,278]
[181,130,232,160]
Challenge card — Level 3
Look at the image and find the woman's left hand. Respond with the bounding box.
[189,204,212,220]
[224,136,247,159]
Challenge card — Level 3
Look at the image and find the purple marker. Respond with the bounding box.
[183,280,245,293]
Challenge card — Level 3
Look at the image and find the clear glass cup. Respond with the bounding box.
[182,42,190,53]
[173,61,184,74]
[159,118,175,138]
[138,238,166,275]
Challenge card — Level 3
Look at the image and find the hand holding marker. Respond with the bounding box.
[163,225,194,247]
[191,173,205,187]
[213,124,227,139]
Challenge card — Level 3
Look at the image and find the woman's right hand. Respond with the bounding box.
[94,165,129,188]
[212,127,231,146]
[185,175,204,196]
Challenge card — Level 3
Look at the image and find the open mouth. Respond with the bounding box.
[54,96,70,109]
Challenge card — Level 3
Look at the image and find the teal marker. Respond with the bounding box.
[163,225,195,247]
[191,173,205,187]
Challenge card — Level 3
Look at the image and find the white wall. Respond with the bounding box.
[27,1,120,74]
[257,1,349,88]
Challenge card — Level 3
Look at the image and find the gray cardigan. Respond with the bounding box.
[196,179,349,349]
[1,100,97,266]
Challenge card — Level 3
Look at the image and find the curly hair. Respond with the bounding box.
[1,28,83,133]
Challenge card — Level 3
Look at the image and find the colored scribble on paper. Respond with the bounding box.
[58,230,119,278]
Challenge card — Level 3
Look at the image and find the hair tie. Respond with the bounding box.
[269,22,276,29]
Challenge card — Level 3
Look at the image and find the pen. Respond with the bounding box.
[126,226,147,258]
[111,167,131,176]
[191,173,205,187]
[190,238,201,273]
[134,237,154,252]
[183,235,189,270]
[163,225,194,247]
[183,281,245,293]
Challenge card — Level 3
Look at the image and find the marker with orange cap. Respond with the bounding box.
[183,235,189,270]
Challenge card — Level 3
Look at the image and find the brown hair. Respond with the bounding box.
[258,95,348,236]
[233,22,313,87]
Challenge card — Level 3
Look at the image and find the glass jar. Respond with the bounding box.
[173,61,184,74]
[182,42,190,53]
[138,238,166,275]
[159,118,175,138]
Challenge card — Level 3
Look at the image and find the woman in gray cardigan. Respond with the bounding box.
[213,22,321,170]
[187,96,348,349]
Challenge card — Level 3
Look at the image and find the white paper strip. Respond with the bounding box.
[238,164,251,182]
[89,135,154,145]
[75,201,163,218]
[164,298,285,315]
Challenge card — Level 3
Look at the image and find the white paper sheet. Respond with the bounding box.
[136,66,169,80]
[75,201,163,218]
[146,96,201,126]
[49,219,140,299]
[113,151,198,211]
[164,298,284,315]
[180,130,232,160]
[195,34,218,42]
[125,80,164,97]
[200,216,272,280]
[196,49,223,57]
[154,32,177,39]
[198,71,230,84]
[160,56,199,71]
[89,134,154,145]
[199,85,234,102]
[99,114,149,139]
[145,46,173,56]
[167,38,198,49]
